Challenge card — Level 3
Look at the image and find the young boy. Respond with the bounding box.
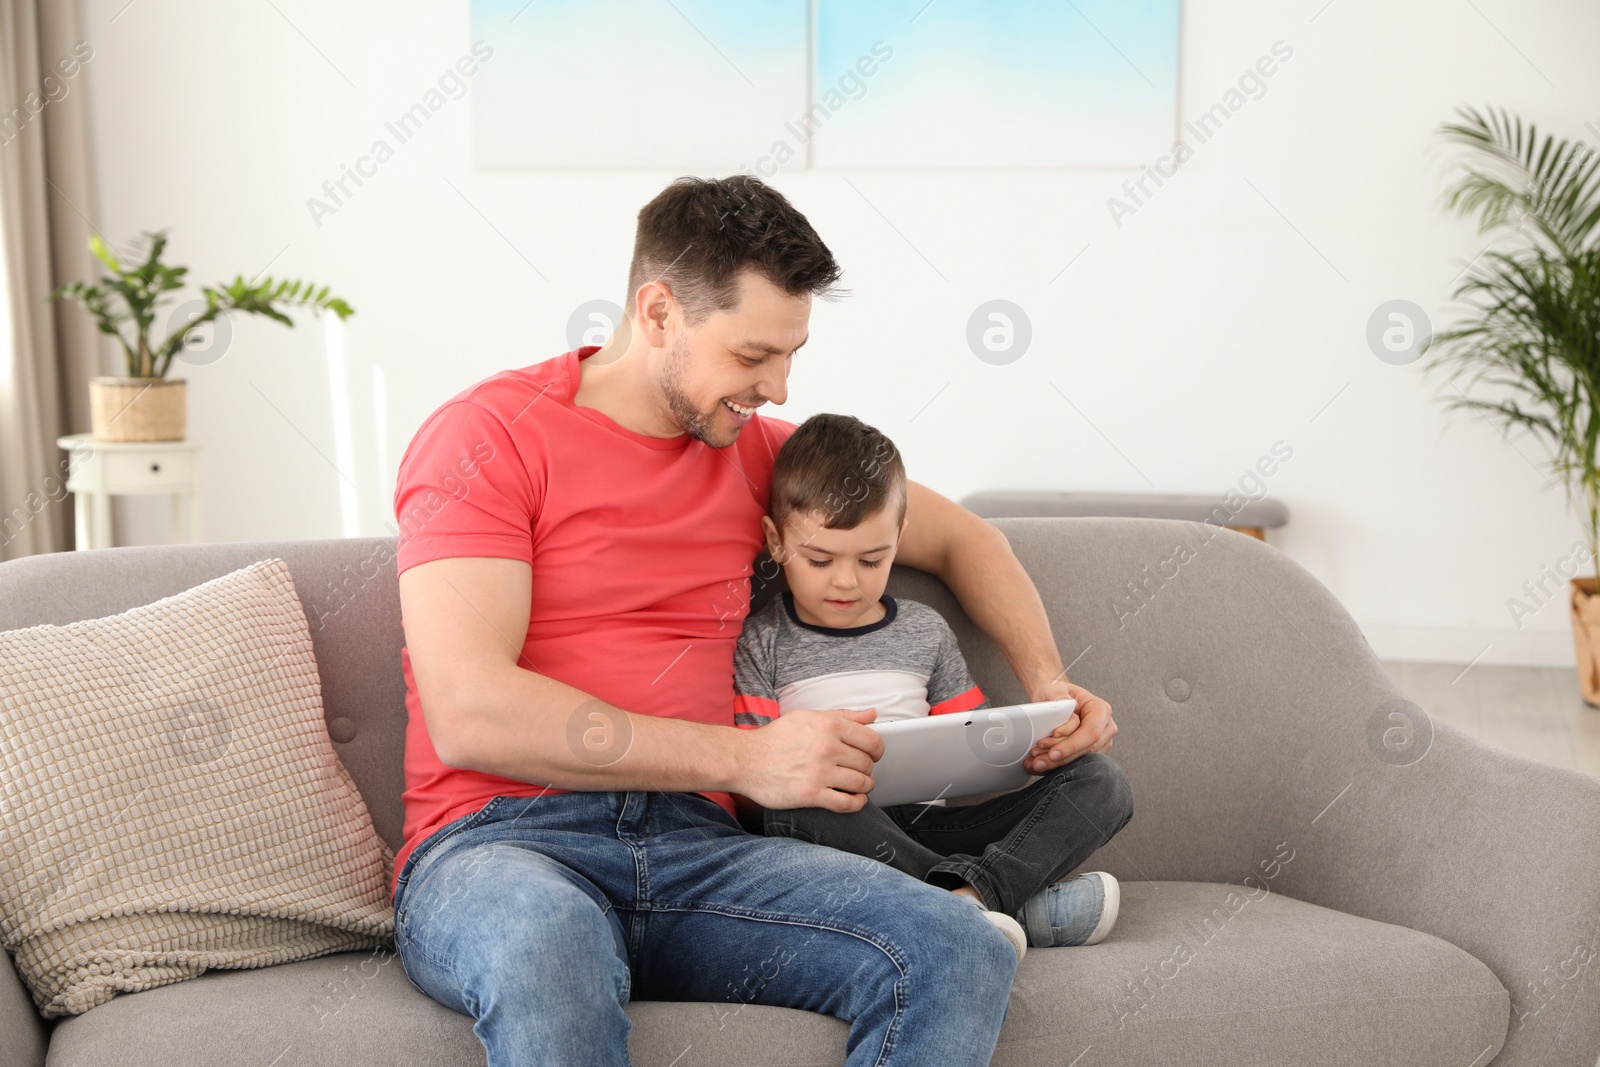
[733,413,1135,960]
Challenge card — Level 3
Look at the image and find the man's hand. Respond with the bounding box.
[735,707,885,813]
[1022,679,1117,774]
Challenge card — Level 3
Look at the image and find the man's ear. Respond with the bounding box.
[634,281,675,345]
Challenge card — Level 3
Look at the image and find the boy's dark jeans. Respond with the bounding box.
[763,751,1135,917]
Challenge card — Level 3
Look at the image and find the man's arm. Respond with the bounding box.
[892,480,1117,770]
[399,555,886,809]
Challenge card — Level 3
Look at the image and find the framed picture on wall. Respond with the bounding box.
[469,0,1182,171]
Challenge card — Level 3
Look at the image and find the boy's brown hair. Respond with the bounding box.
[768,413,906,538]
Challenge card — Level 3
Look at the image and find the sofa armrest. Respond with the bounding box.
[0,949,47,1066]
[931,518,1600,1067]
[1271,714,1600,1067]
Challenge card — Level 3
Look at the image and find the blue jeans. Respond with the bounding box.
[391,789,1019,1067]
[763,752,1135,918]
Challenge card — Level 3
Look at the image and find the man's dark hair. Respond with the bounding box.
[769,413,906,538]
[627,175,845,324]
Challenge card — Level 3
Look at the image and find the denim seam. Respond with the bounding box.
[440,822,627,923]
[907,764,1075,836]
[659,897,914,1057]
[638,901,911,976]
[618,793,656,959]
[394,799,513,973]
[628,841,650,960]
[1021,887,1055,945]
[933,769,1075,914]
[645,901,912,1067]
[931,860,1005,913]
[398,909,467,981]
[616,954,632,1009]
[882,970,908,1067]
[976,778,1064,901]
[395,795,511,903]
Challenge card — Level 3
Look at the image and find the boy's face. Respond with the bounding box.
[762,502,908,629]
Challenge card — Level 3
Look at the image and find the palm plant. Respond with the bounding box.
[1423,105,1600,566]
[49,229,354,379]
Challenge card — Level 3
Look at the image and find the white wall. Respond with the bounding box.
[80,0,1600,666]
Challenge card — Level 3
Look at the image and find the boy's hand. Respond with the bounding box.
[1022,680,1117,774]
[1021,710,1080,772]
[734,707,884,813]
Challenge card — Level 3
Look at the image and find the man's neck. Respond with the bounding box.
[573,334,683,439]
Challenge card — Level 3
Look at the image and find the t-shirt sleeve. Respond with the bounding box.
[732,624,779,729]
[927,622,990,715]
[392,400,539,577]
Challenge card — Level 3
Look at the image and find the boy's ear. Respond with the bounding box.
[760,515,785,562]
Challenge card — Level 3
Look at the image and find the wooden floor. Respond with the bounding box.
[1380,660,1600,779]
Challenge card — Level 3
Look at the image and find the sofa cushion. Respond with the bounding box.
[0,558,395,1018]
[42,880,1508,1066]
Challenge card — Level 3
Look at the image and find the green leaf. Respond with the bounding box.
[88,234,119,273]
[1427,105,1600,563]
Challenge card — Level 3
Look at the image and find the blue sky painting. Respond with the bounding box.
[470,0,809,171]
[469,0,1181,170]
[813,0,1181,168]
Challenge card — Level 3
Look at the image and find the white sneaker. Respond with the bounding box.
[959,893,1028,961]
[1018,871,1121,948]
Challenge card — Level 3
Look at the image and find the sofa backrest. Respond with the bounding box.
[0,518,1386,881]
[0,537,411,851]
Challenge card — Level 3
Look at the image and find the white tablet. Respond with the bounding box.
[863,698,1079,807]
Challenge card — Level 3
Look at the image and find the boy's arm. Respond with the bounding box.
[925,619,991,717]
[893,479,1116,769]
[732,626,780,729]
[730,622,780,828]
[926,618,1079,777]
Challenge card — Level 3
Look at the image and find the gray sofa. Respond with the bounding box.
[1,517,1597,1066]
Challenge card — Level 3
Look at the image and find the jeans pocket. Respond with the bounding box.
[395,796,512,904]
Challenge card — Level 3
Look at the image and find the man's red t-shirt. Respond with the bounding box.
[390,346,797,896]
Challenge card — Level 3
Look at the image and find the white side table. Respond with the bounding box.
[56,433,204,550]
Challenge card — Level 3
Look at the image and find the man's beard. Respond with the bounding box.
[659,332,737,448]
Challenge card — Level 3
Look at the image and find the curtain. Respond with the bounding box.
[0,0,105,560]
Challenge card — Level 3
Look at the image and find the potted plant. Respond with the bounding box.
[49,229,353,442]
[1422,104,1600,703]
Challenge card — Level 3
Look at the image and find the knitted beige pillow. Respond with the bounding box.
[0,557,395,1017]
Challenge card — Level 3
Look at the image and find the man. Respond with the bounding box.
[391,175,1120,1066]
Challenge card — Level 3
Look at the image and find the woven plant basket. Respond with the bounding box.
[89,377,187,442]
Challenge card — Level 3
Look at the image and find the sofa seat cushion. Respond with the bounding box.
[1001,880,1509,1064]
[43,880,1509,1066]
